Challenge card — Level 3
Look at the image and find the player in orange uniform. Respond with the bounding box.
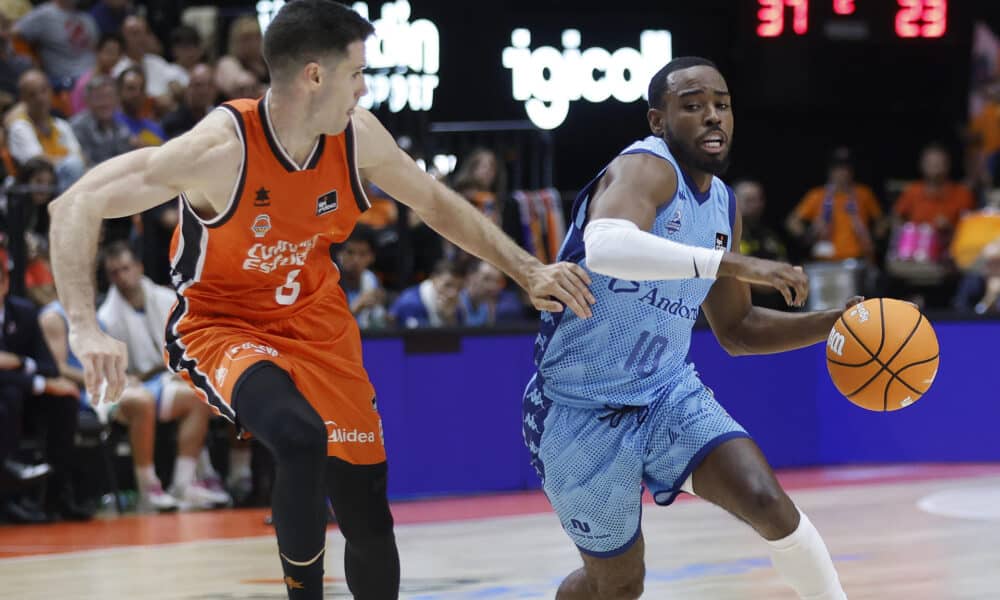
[47,2,595,598]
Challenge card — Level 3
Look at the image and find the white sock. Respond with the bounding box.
[173,456,197,491]
[197,447,219,480]
[228,447,252,482]
[135,464,159,492]
[766,508,847,600]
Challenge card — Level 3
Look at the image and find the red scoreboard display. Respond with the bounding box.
[754,0,949,41]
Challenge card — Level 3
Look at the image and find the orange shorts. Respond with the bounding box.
[166,312,384,465]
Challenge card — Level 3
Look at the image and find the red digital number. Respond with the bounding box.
[896,0,947,39]
[833,0,855,16]
[757,0,809,38]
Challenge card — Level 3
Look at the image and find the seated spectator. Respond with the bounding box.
[0,263,86,522]
[115,66,164,146]
[12,0,97,87]
[0,8,30,112]
[69,32,122,115]
[39,297,182,513]
[7,69,85,190]
[336,225,388,330]
[734,180,789,310]
[786,147,886,262]
[169,25,204,75]
[891,143,975,262]
[161,63,214,140]
[113,15,187,115]
[390,259,464,328]
[950,199,1000,312]
[97,242,231,510]
[215,15,267,100]
[88,0,130,36]
[459,260,524,326]
[452,147,506,225]
[70,74,133,165]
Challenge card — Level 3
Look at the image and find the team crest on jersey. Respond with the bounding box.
[666,210,682,234]
[316,190,339,216]
[715,232,729,250]
[251,214,272,238]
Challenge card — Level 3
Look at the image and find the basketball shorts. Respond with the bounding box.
[522,371,749,556]
[166,313,384,465]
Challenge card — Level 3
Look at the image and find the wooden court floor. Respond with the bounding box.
[1,464,999,599]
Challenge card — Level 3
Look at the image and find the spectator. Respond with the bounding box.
[892,143,975,261]
[8,158,58,307]
[734,180,789,310]
[459,260,524,326]
[70,74,133,165]
[336,225,388,330]
[161,63,214,140]
[12,0,97,85]
[97,242,232,510]
[169,24,204,74]
[215,15,267,100]
[115,66,164,146]
[390,259,464,328]
[0,262,87,522]
[7,69,85,190]
[68,32,122,115]
[452,147,507,225]
[786,147,886,262]
[0,8,30,111]
[88,0,130,36]
[38,297,182,512]
[112,15,187,114]
[967,78,1000,190]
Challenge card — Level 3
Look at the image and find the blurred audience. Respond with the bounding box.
[391,259,464,328]
[68,32,122,115]
[8,69,85,190]
[115,66,163,146]
[734,180,788,309]
[13,0,97,86]
[113,15,186,115]
[337,225,389,330]
[161,62,213,139]
[215,15,266,100]
[169,24,204,75]
[88,0,131,37]
[70,74,132,165]
[452,147,506,225]
[786,147,886,262]
[0,8,30,111]
[459,260,524,326]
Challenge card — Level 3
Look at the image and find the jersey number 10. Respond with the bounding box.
[624,330,668,376]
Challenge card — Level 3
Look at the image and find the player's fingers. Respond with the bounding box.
[776,281,794,306]
[532,297,564,313]
[552,281,593,319]
[89,354,107,402]
[568,263,593,288]
[561,267,596,306]
[108,351,126,403]
[81,355,99,399]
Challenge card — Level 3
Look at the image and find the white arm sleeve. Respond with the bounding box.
[583,218,725,281]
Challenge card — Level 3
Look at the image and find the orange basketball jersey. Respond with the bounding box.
[163,93,383,465]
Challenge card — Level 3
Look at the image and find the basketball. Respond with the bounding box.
[826,298,939,411]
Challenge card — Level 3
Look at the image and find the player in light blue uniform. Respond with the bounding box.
[523,57,855,599]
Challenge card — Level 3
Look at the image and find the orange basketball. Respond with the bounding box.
[825,298,939,411]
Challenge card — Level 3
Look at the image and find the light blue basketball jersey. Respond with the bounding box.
[534,136,735,408]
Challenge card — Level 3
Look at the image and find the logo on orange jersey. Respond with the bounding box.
[243,237,318,273]
[324,420,377,444]
[214,367,228,387]
[226,342,279,362]
[251,214,272,238]
[316,190,338,216]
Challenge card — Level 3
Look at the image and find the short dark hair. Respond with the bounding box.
[100,240,139,266]
[116,65,145,90]
[647,56,720,110]
[97,32,123,52]
[346,223,376,250]
[430,259,465,280]
[171,24,201,48]
[262,0,374,83]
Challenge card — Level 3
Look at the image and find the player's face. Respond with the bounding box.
[316,41,368,135]
[652,66,733,177]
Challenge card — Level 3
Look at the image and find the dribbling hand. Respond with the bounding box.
[68,327,128,406]
[525,262,596,319]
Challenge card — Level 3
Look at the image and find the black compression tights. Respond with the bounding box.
[234,363,400,600]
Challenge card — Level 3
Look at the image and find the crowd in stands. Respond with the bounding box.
[0,0,999,526]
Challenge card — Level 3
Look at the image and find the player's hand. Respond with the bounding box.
[524,262,595,318]
[721,254,809,308]
[68,327,128,406]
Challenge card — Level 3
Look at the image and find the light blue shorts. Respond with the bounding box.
[523,372,749,557]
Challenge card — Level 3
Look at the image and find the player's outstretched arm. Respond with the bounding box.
[48,111,238,403]
[353,109,594,318]
[702,207,861,356]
